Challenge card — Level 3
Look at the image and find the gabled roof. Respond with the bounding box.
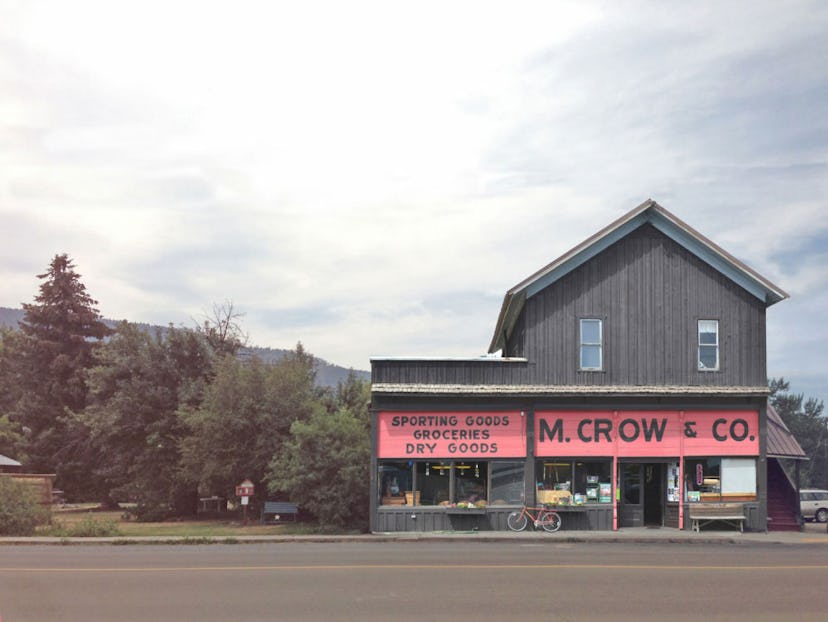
[489,199,789,353]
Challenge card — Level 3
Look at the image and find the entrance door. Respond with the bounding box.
[619,463,643,527]
[619,463,664,528]
[642,463,663,526]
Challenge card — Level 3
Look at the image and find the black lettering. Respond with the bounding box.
[595,419,613,443]
[730,419,749,441]
[392,416,401,426]
[577,419,593,442]
[619,418,640,442]
[713,418,728,441]
[642,418,667,442]
[540,418,565,443]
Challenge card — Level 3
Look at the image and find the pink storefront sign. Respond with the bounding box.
[535,410,759,457]
[377,411,527,459]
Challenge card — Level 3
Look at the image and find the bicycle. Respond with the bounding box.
[507,505,562,533]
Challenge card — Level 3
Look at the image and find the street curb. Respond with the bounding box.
[2,530,826,546]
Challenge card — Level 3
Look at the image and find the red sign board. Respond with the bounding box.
[377,411,526,459]
[235,479,255,497]
[535,410,759,457]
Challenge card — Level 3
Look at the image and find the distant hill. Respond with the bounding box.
[0,306,369,389]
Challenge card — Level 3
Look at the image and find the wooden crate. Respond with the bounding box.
[537,490,572,505]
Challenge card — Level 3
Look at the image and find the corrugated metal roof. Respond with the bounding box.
[767,403,808,459]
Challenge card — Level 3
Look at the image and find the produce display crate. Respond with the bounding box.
[537,490,572,505]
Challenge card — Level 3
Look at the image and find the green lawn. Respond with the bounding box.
[42,509,320,538]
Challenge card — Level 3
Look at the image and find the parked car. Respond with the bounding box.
[800,489,828,523]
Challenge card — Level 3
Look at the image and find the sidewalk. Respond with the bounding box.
[2,523,827,546]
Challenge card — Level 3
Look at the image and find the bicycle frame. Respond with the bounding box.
[507,505,562,533]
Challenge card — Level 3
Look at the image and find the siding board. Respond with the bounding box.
[372,224,766,390]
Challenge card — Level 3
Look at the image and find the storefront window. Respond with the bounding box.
[453,461,488,504]
[536,459,612,503]
[417,461,450,505]
[378,461,412,506]
[379,461,522,506]
[490,462,525,505]
[684,458,756,502]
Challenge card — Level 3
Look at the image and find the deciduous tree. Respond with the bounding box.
[179,343,319,509]
[266,406,370,530]
[84,323,215,518]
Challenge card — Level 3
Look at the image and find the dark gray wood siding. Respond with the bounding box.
[372,224,767,388]
[514,224,766,387]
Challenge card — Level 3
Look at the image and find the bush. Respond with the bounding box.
[124,503,172,523]
[49,514,122,537]
[0,476,47,536]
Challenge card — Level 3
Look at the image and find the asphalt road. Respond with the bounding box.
[1,541,827,621]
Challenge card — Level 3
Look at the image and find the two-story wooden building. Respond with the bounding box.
[370,199,803,532]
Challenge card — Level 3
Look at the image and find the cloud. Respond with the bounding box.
[0,1,826,405]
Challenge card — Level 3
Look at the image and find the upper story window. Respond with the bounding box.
[698,319,719,371]
[579,318,602,371]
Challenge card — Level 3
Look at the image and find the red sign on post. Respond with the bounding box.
[235,479,255,498]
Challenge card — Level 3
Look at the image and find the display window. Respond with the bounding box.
[378,461,412,506]
[684,457,756,502]
[377,460,524,506]
[490,461,525,505]
[536,459,612,504]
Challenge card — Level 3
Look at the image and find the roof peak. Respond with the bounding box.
[489,199,788,353]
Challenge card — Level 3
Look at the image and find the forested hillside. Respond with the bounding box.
[0,306,368,389]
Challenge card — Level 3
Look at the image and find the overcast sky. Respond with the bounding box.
[1,1,826,405]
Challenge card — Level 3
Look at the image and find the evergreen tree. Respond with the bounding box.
[0,329,25,461]
[770,377,828,488]
[8,254,110,494]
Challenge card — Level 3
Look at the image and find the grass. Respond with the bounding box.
[40,508,325,538]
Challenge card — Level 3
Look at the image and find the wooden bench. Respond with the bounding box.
[261,501,299,523]
[688,502,746,532]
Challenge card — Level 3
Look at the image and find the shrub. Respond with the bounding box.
[67,515,122,537]
[124,503,172,522]
[0,476,47,536]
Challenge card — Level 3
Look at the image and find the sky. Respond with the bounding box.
[1,1,826,405]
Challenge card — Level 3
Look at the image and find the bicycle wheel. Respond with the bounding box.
[539,510,561,533]
[507,510,528,532]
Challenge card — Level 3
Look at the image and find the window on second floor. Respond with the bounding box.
[698,319,719,371]
[579,318,602,371]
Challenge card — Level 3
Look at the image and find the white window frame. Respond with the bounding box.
[698,319,719,371]
[579,318,603,371]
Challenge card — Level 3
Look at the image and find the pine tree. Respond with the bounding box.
[10,254,110,491]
